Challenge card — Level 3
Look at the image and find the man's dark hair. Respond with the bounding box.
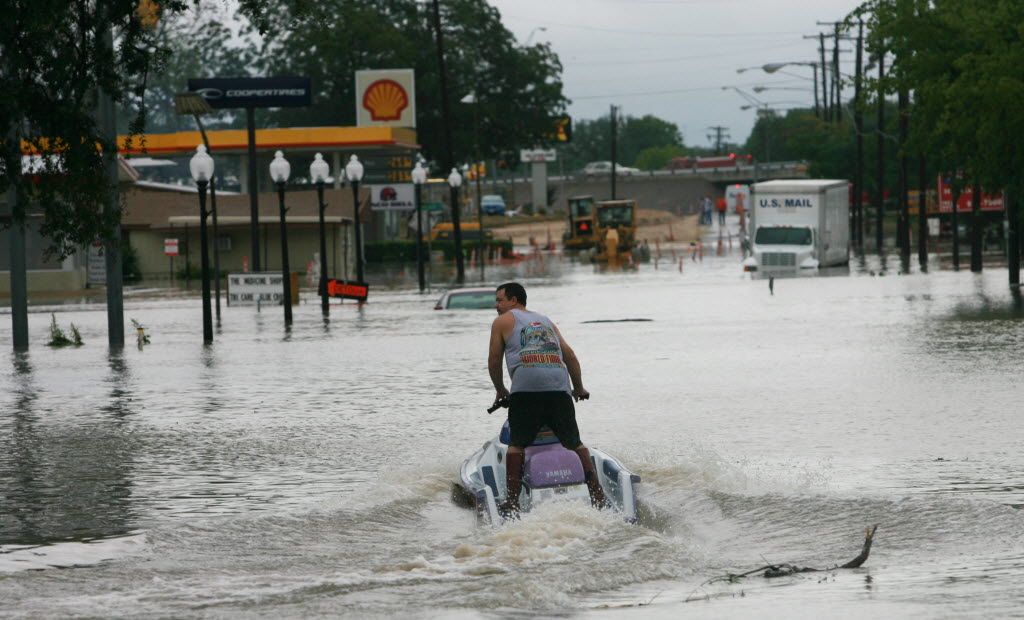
[497,282,527,306]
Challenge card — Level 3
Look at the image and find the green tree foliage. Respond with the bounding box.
[253,0,567,167]
[853,0,1024,195]
[851,0,1024,281]
[116,4,257,134]
[4,1,559,257]
[1,0,186,257]
[743,104,902,195]
[620,115,683,165]
[561,113,684,170]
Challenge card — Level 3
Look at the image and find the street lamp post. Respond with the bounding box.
[411,160,428,292]
[447,167,464,282]
[475,165,485,277]
[461,92,485,278]
[345,155,366,283]
[173,92,222,322]
[269,151,293,325]
[188,144,215,344]
[738,62,820,118]
[310,153,331,315]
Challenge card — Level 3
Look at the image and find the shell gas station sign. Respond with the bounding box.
[355,69,416,128]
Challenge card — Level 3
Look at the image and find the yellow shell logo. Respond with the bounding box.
[363,79,409,122]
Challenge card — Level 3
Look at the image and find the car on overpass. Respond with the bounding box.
[582,161,640,176]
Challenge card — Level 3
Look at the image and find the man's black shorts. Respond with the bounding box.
[508,391,582,449]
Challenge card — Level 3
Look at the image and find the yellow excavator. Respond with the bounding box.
[593,199,637,261]
[563,195,597,250]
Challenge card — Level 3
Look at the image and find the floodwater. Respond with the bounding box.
[2,224,1023,618]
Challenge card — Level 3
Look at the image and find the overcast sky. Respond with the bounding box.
[488,0,864,150]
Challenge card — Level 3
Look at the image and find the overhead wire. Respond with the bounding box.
[566,40,809,67]
[503,14,809,39]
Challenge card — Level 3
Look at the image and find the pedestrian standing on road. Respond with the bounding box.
[488,282,606,516]
[716,196,727,227]
[701,195,713,225]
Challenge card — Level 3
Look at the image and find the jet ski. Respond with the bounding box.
[455,413,641,525]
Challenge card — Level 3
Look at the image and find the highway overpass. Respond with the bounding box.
[481,161,811,214]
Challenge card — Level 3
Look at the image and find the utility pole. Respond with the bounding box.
[6,126,28,350]
[820,33,829,121]
[853,19,865,249]
[246,108,260,272]
[430,0,464,283]
[99,25,124,349]
[833,24,841,123]
[813,23,849,124]
[951,178,961,270]
[875,50,886,254]
[812,63,821,119]
[610,104,618,200]
[970,181,983,272]
[917,154,928,268]
[1008,183,1020,287]
[898,86,910,258]
[805,31,833,122]
[706,125,730,156]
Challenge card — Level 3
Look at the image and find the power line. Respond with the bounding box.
[571,79,811,100]
[567,40,808,67]
[503,14,809,39]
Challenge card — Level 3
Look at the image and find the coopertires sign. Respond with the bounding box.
[187,77,312,109]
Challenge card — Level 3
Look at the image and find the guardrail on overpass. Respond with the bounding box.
[470,161,811,214]
[554,161,810,184]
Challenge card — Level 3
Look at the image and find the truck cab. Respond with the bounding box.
[564,195,596,250]
[595,199,637,252]
[751,225,817,269]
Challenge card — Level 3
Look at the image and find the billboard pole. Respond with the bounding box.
[246,106,260,272]
[189,77,314,273]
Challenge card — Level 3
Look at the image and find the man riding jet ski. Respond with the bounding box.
[456,282,640,523]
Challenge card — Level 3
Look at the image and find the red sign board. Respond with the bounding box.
[164,238,179,256]
[327,279,369,302]
[937,176,1004,213]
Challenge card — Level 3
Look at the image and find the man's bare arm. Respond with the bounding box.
[554,325,589,401]
[488,316,511,399]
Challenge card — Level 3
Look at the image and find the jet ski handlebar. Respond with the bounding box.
[483,399,507,414]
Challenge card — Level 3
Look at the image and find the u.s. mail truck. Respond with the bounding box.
[743,179,849,270]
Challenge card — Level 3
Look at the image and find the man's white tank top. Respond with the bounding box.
[504,309,572,394]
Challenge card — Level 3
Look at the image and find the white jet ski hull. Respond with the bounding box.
[456,429,640,525]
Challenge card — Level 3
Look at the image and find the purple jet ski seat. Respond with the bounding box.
[523,444,585,488]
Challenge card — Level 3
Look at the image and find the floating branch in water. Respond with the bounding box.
[708,525,878,585]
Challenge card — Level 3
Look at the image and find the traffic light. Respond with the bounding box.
[555,116,572,143]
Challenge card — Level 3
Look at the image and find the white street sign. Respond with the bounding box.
[227,273,288,306]
[164,238,180,256]
[87,241,106,286]
[369,183,415,211]
[520,149,556,163]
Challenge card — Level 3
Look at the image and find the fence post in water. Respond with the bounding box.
[918,155,928,269]
[970,181,983,272]
[951,179,961,271]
